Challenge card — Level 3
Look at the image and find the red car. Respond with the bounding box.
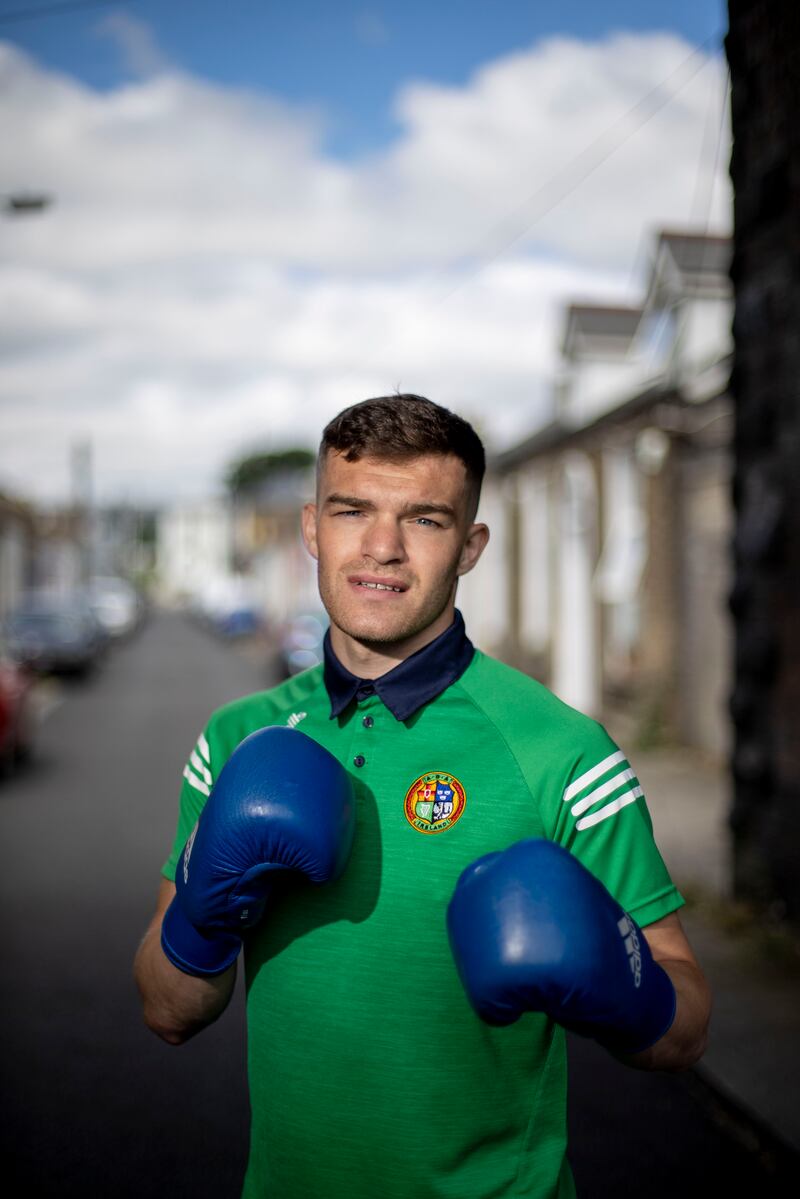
[0,637,36,775]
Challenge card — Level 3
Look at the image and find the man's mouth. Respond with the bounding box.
[349,575,408,594]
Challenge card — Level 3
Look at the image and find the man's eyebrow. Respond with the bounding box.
[325,493,376,510]
[398,501,457,519]
[324,494,456,519]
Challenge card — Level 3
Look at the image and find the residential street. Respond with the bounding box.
[0,612,790,1197]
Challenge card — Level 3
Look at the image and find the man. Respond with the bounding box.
[135,394,711,1198]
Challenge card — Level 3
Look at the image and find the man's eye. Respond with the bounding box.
[334,509,363,517]
[414,517,440,528]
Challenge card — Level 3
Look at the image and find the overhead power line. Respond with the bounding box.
[690,65,731,232]
[0,0,126,27]
[432,30,726,307]
[626,50,729,294]
[331,29,727,390]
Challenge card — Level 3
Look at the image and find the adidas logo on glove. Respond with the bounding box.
[617,914,643,988]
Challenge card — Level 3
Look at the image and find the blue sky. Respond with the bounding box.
[4,1,727,155]
[1,2,731,505]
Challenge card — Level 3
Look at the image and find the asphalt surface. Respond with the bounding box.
[0,612,792,1198]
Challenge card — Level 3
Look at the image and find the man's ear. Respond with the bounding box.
[457,523,490,577]
[301,502,319,560]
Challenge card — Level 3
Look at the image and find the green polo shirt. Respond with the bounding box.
[164,648,683,1199]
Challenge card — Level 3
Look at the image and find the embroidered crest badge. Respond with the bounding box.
[404,771,466,834]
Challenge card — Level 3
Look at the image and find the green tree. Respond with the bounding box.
[225,448,315,496]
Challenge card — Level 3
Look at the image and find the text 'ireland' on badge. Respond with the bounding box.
[404,771,466,835]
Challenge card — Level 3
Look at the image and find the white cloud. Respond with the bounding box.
[94,12,171,78]
[354,10,391,48]
[0,30,731,506]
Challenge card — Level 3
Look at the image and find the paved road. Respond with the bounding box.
[0,612,258,1199]
[0,612,791,1197]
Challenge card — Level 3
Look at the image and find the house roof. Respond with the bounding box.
[561,304,642,357]
[658,230,732,279]
[491,350,732,474]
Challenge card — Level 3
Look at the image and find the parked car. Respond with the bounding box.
[87,575,143,640]
[0,635,36,774]
[274,611,328,678]
[190,574,265,639]
[5,591,107,676]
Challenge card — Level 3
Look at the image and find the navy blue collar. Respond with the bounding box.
[323,609,474,722]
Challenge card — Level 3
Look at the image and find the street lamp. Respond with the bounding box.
[1,192,53,215]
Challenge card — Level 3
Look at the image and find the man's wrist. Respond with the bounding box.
[617,958,710,1071]
[596,955,677,1055]
[160,896,242,977]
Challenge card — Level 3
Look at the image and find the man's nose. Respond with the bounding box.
[362,516,407,563]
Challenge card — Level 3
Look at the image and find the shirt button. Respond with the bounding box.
[362,716,374,729]
[353,754,366,768]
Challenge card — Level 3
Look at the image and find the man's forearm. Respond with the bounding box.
[620,959,711,1072]
[133,881,236,1045]
[134,920,236,1044]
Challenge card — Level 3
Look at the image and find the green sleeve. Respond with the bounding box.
[547,719,684,928]
[161,724,215,881]
[160,691,281,880]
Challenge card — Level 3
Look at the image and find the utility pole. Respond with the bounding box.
[726,1,800,926]
[71,439,93,585]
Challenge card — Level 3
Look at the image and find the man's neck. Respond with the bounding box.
[329,606,456,680]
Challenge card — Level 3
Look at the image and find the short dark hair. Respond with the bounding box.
[318,394,485,519]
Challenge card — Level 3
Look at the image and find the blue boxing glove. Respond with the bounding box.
[447,839,676,1054]
[161,726,355,977]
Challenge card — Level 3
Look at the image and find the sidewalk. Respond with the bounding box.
[635,748,800,1160]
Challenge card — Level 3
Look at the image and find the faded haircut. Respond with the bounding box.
[318,394,485,521]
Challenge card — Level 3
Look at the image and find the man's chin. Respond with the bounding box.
[336,613,417,649]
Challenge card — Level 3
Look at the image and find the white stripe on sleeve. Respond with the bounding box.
[575,786,643,831]
[570,767,637,817]
[190,750,212,786]
[197,732,211,764]
[563,750,626,803]
[183,764,210,797]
